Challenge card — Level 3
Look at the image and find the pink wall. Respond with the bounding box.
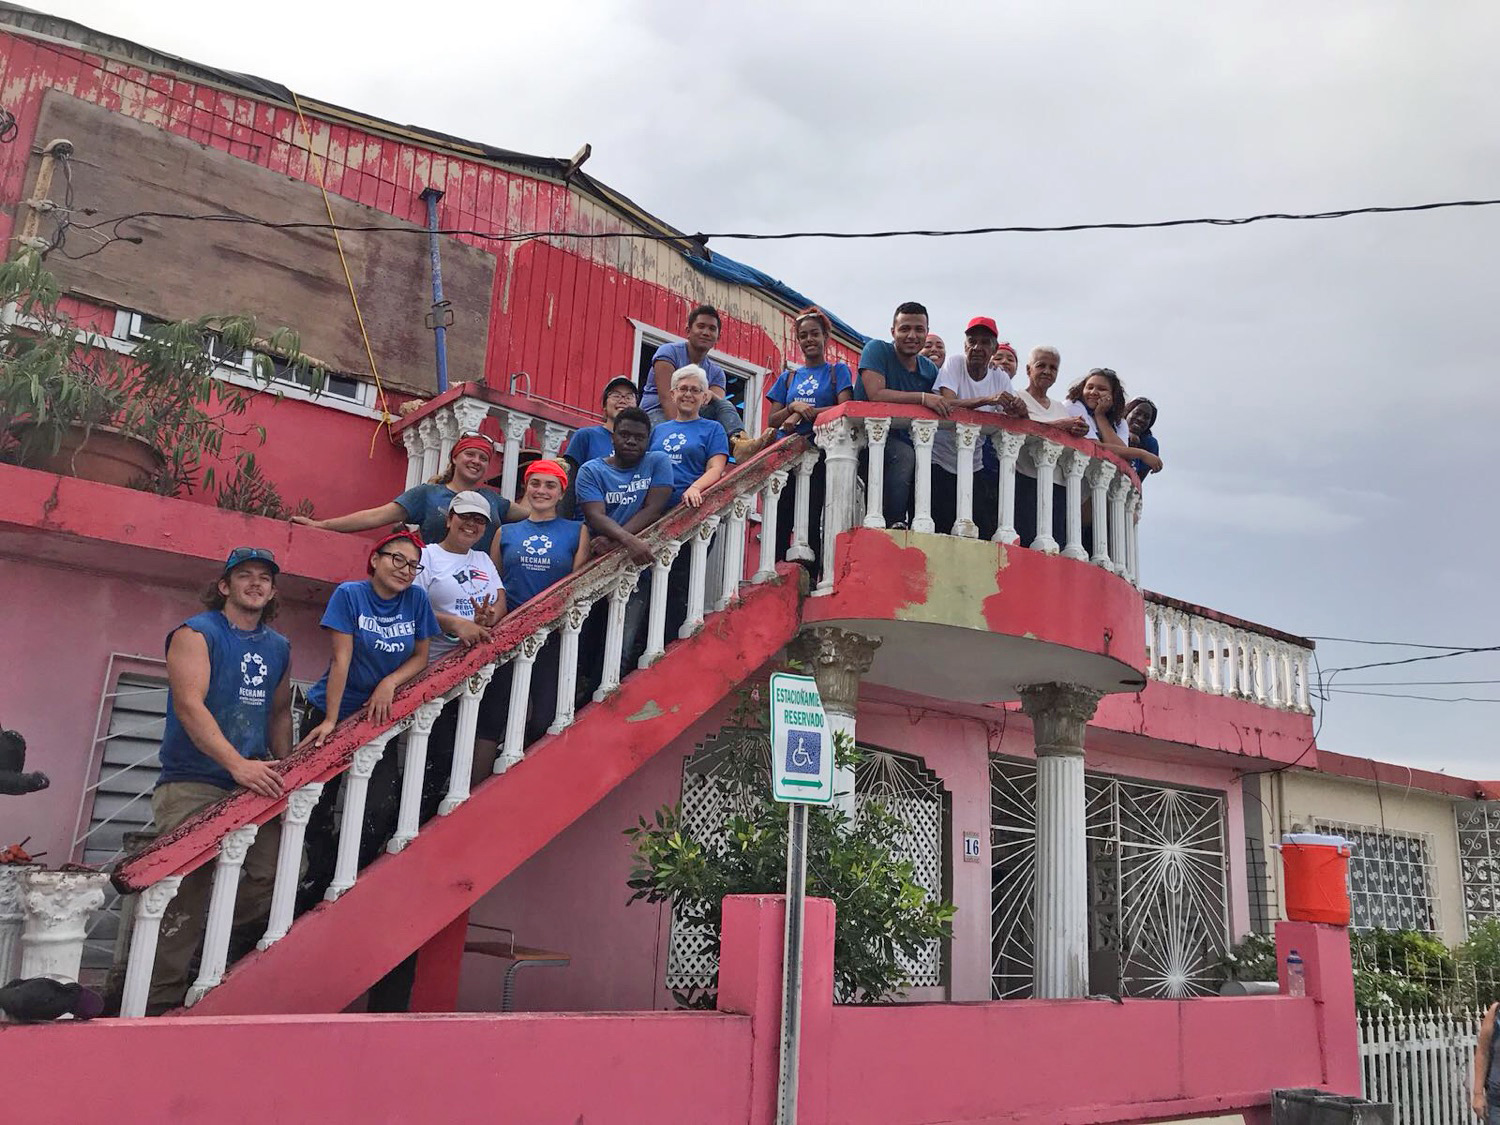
[0,899,1357,1124]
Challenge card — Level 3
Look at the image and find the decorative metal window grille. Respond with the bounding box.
[991,757,1231,1000]
[667,731,947,994]
[1315,819,1438,934]
[1456,800,1500,934]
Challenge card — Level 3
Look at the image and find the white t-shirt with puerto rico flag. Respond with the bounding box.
[415,543,503,660]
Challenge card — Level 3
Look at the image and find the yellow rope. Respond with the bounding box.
[290,91,396,456]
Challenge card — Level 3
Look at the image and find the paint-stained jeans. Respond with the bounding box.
[147,781,281,1014]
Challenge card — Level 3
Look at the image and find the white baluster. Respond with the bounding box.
[400,425,426,491]
[1144,602,1159,681]
[500,411,531,499]
[18,869,109,984]
[754,470,790,581]
[861,417,889,529]
[786,453,818,562]
[498,631,551,774]
[1297,649,1314,712]
[540,421,570,463]
[434,407,459,468]
[951,422,982,538]
[817,417,862,595]
[441,664,497,810]
[715,497,751,610]
[258,783,325,949]
[1194,618,1211,691]
[1107,474,1130,577]
[1086,460,1117,569]
[417,417,441,485]
[387,699,448,854]
[640,544,682,669]
[118,876,184,1019]
[1060,449,1089,561]
[680,518,721,638]
[1030,438,1063,554]
[1234,631,1252,698]
[327,727,405,901]
[909,419,938,534]
[992,431,1025,545]
[1163,609,1182,686]
[185,823,260,1005]
[1280,645,1295,710]
[1125,490,1141,585]
[0,865,28,981]
[549,602,592,734]
[1207,621,1225,695]
[1251,640,1267,704]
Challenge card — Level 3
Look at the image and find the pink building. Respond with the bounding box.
[0,9,1360,1123]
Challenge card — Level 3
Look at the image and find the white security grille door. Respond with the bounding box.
[991,757,1231,999]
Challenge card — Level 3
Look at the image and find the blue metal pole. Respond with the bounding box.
[420,186,449,393]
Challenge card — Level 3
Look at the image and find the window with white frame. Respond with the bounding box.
[121,310,376,411]
[1313,820,1438,933]
[629,319,767,433]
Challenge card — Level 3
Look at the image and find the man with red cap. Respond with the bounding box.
[931,317,1026,538]
[292,434,526,554]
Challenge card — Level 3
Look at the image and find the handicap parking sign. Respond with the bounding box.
[769,672,832,804]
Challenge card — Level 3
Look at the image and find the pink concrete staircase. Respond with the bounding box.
[111,441,809,1016]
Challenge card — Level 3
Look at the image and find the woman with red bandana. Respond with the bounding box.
[491,460,591,744]
[292,434,527,554]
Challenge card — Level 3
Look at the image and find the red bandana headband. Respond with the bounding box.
[451,435,493,461]
[524,458,569,486]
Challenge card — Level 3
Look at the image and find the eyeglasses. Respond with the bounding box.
[674,385,706,395]
[375,551,424,574]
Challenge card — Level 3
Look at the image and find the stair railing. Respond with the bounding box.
[108,437,811,1017]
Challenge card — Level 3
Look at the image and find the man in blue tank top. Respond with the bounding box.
[147,547,293,1014]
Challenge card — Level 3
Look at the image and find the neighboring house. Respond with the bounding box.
[1245,750,1500,946]
[0,8,1363,1124]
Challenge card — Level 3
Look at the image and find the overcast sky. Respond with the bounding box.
[37,0,1500,774]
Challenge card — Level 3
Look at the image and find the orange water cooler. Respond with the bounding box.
[1279,832,1354,926]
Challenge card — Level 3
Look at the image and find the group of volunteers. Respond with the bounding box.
[139,299,1164,1015]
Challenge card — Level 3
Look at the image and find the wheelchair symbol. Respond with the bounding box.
[784,729,821,775]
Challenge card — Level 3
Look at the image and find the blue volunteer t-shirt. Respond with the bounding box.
[393,482,511,553]
[1131,432,1160,481]
[564,424,616,466]
[639,340,727,413]
[497,517,584,612]
[575,450,674,525]
[650,417,730,505]
[306,581,442,720]
[767,362,853,435]
[157,612,292,790]
[853,340,937,446]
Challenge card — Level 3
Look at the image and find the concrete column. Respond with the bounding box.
[789,626,881,818]
[19,868,111,982]
[1019,682,1101,999]
[0,864,33,980]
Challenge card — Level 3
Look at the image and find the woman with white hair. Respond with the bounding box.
[1014,346,1086,548]
[649,364,730,509]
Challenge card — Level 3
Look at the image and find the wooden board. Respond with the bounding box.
[30,90,495,395]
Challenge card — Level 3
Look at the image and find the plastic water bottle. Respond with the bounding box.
[1287,949,1306,997]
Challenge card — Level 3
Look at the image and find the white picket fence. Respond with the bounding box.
[1360,1007,1482,1125]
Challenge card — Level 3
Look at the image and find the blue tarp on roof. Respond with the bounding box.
[683,252,870,347]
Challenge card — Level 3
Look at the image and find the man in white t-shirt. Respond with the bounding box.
[931,316,1025,538]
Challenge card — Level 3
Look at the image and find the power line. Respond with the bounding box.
[1319,647,1500,676]
[1306,635,1492,651]
[66,195,1500,252]
[1331,679,1500,688]
[1324,688,1500,704]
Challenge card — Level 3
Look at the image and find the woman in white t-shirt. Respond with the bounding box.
[414,490,506,805]
[1014,346,1086,548]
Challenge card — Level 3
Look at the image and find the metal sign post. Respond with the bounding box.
[768,671,830,1125]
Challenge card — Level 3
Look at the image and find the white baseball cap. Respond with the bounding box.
[447,491,491,520]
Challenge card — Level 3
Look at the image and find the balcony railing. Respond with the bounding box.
[809,403,1143,590]
[392,382,587,497]
[1143,593,1314,713]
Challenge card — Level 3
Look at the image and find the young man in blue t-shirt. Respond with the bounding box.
[561,376,639,516]
[641,305,772,462]
[148,547,293,1013]
[855,301,944,528]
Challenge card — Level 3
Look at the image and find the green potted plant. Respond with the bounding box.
[0,250,322,494]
